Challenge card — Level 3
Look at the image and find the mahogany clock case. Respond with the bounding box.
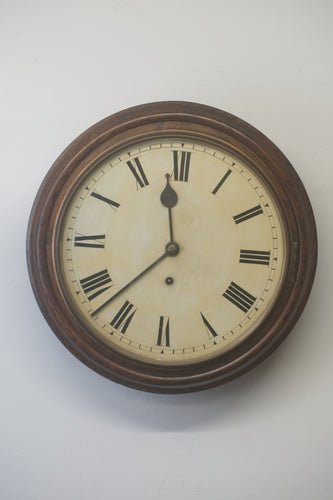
[26,102,317,393]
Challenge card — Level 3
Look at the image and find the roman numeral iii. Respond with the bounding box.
[127,157,149,188]
[223,282,257,313]
[110,300,136,334]
[173,151,191,182]
[80,269,112,300]
[157,316,170,347]
[239,249,271,265]
[233,205,263,224]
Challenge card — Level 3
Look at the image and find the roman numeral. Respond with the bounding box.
[211,169,232,195]
[157,316,170,347]
[173,151,191,182]
[223,282,257,313]
[90,192,120,209]
[127,157,149,188]
[80,269,112,300]
[200,313,218,339]
[239,249,271,265]
[110,300,136,334]
[74,234,105,248]
[233,205,263,224]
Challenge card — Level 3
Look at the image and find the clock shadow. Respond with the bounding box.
[32,308,292,433]
[82,346,288,432]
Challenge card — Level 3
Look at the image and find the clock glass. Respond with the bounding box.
[58,137,286,364]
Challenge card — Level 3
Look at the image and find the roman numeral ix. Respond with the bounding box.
[80,269,112,300]
[233,205,263,224]
[74,234,105,248]
[239,249,271,265]
[110,300,136,334]
[173,151,191,182]
[223,282,257,313]
[127,157,149,188]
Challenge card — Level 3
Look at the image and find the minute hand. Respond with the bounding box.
[91,251,169,317]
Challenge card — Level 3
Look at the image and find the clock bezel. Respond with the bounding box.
[27,101,317,393]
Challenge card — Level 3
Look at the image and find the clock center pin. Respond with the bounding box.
[165,241,180,256]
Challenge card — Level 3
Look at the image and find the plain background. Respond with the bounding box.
[1,1,332,499]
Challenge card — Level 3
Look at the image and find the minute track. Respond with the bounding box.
[28,101,316,392]
[59,134,286,366]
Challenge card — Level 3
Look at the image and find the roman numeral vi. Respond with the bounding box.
[157,316,170,347]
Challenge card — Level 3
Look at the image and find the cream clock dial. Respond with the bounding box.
[27,102,317,392]
[60,139,285,364]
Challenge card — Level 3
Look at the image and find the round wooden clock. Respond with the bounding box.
[27,102,317,393]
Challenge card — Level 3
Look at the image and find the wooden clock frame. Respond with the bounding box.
[27,101,317,393]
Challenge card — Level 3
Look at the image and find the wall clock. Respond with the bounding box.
[27,102,317,393]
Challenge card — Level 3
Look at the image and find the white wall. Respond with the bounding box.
[1,1,332,499]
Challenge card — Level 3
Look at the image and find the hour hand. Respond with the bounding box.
[160,174,178,208]
[160,174,178,242]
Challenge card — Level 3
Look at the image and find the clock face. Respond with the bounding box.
[27,102,316,392]
[59,138,286,364]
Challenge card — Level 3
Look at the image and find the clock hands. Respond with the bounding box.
[92,176,180,317]
[160,173,178,243]
[91,251,168,316]
[91,242,180,316]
